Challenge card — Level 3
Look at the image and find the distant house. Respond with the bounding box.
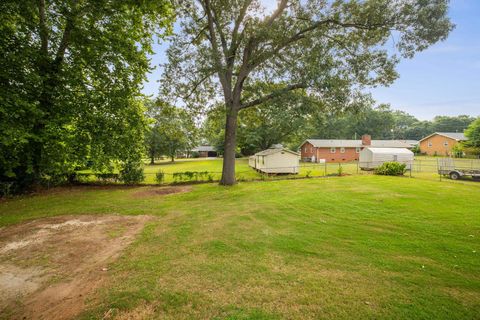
[300,134,414,163]
[359,147,414,170]
[192,145,217,157]
[249,144,300,174]
[418,132,467,156]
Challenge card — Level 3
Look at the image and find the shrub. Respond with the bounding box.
[120,161,145,184]
[337,165,343,176]
[155,170,165,184]
[374,162,407,176]
[191,151,200,158]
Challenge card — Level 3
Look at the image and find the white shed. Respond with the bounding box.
[359,147,414,170]
[250,145,300,174]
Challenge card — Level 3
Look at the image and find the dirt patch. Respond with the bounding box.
[0,214,150,320]
[132,186,192,198]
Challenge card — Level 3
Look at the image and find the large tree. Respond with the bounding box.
[163,0,453,185]
[0,0,173,192]
[204,83,317,155]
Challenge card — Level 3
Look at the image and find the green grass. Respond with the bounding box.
[1,176,480,319]
[76,156,480,185]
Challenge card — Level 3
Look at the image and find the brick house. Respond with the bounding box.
[418,132,466,156]
[300,135,413,163]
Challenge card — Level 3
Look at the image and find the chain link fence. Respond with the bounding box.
[56,157,480,186]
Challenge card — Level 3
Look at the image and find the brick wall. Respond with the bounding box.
[419,134,458,156]
[316,147,360,162]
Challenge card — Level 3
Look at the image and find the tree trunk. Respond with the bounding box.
[220,108,238,185]
[150,150,155,165]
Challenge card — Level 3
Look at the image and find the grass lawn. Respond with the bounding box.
[1,175,479,319]
[143,158,360,183]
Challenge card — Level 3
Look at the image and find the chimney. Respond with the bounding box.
[361,134,371,146]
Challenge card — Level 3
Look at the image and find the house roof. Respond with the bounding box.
[192,145,216,152]
[302,139,412,148]
[362,147,414,155]
[255,147,300,156]
[419,132,467,142]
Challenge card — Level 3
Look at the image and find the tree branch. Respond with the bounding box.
[38,0,48,55]
[264,0,288,27]
[200,0,229,93]
[239,83,306,110]
[55,0,80,62]
[249,18,391,71]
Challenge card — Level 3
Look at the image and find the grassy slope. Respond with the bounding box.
[1,176,480,319]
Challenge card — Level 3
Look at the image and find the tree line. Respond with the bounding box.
[200,98,477,156]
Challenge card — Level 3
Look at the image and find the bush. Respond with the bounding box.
[191,151,200,158]
[155,170,165,184]
[120,161,145,184]
[374,162,407,176]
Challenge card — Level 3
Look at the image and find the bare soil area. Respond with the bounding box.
[131,186,192,198]
[0,214,150,320]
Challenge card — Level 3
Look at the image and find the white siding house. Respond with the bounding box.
[250,145,300,174]
[359,148,414,170]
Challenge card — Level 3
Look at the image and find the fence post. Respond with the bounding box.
[324,162,327,176]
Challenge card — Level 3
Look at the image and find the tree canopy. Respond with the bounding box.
[163,0,453,185]
[464,117,480,153]
[0,0,174,192]
[145,100,198,163]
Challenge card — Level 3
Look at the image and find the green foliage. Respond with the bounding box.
[119,162,145,185]
[204,84,319,155]
[0,0,174,192]
[307,104,475,141]
[451,144,464,158]
[145,100,197,162]
[464,118,480,153]
[155,170,165,184]
[191,152,200,158]
[172,171,211,183]
[374,162,407,176]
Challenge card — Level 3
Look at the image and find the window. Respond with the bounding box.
[355,147,361,153]
[304,147,307,153]
[311,147,313,153]
[340,147,345,154]
[330,147,336,153]
[444,141,449,147]
[428,142,432,147]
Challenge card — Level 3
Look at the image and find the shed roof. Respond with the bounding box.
[303,139,411,148]
[192,145,216,152]
[255,147,300,156]
[419,132,467,142]
[362,147,413,154]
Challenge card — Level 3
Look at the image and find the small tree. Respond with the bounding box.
[146,100,198,162]
[464,118,480,154]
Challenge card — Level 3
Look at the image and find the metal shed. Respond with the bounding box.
[359,147,414,170]
[249,145,300,174]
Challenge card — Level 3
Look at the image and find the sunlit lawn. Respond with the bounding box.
[77,156,480,184]
[142,158,356,183]
[1,175,480,319]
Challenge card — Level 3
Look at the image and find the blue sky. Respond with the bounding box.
[142,0,480,120]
